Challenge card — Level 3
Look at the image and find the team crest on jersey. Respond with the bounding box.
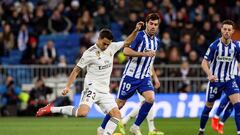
[96,51,101,59]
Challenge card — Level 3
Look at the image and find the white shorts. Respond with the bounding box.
[79,83,117,114]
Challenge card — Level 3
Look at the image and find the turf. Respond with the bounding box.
[0,117,236,135]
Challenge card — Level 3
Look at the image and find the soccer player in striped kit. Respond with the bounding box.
[198,20,240,135]
[211,59,240,134]
[98,13,161,135]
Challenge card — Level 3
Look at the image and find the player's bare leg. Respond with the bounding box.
[36,103,90,117]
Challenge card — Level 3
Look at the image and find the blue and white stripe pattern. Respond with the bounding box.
[204,39,240,82]
[123,30,160,79]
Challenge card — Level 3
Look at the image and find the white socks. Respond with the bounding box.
[103,117,120,135]
[51,106,77,116]
[122,105,156,131]
[147,108,155,131]
[122,105,140,125]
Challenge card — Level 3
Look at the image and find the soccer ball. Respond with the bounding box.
[113,133,122,135]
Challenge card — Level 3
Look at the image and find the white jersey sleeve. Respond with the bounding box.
[109,41,124,54]
[77,51,92,69]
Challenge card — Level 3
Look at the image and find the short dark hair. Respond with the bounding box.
[222,19,235,29]
[146,13,160,23]
[99,28,113,40]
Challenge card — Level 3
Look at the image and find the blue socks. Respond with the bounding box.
[101,114,111,129]
[200,105,212,129]
[216,96,229,116]
[134,101,153,126]
[234,102,240,132]
[221,103,233,122]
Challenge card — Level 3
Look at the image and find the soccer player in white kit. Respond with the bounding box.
[36,22,144,135]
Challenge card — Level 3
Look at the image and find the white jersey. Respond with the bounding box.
[77,41,124,93]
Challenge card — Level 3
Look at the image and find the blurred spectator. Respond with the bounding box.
[2,76,22,116]
[17,23,29,51]
[194,34,208,58]
[180,21,197,39]
[193,5,204,30]
[48,8,72,34]
[27,78,53,115]
[161,31,178,50]
[177,61,191,93]
[67,0,81,25]
[0,23,15,55]
[180,33,191,46]
[76,10,96,33]
[93,5,111,30]
[188,50,200,64]
[45,0,64,10]
[79,31,96,48]
[15,0,34,24]
[56,2,65,15]
[233,0,240,21]
[168,46,181,64]
[200,21,216,45]
[122,12,138,36]
[58,55,67,67]
[181,43,193,59]
[165,20,180,42]
[6,8,22,37]
[111,0,129,25]
[31,6,48,35]
[163,5,176,25]
[39,40,57,65]
[128,0,144,13]
[154,48,167,64]
[21,37,38,64]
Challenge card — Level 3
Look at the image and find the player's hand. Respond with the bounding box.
[144,50,156,57]
[135,21,144,31]
[154,79,161,89]
[62,87,70,95]
[208,75,217,82]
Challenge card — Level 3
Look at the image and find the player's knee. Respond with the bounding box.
[109,108,121,119]
[112,110,121,119]
[117,100,126,109]
[145,96,155,103]
[77,110,88,117]
[206,102,214,108]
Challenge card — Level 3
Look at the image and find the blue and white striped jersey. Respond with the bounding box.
[123,30,160,79]
[204,39,240,82]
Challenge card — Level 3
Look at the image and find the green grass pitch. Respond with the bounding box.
[0,117,236,135]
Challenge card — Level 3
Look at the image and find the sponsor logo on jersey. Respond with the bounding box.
[99,63,112,70]
[96,51,101,59]
[217,56,233,62]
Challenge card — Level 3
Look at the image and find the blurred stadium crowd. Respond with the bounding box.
[0,0,240,116]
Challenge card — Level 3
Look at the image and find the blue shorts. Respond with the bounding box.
[117,75,154,100]
[236,76,240,86]
[206,79,239,102]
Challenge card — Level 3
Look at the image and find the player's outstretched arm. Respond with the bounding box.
[62,66,81,95]
[123,47,156,57]
[123,21,144,47]
[201,59,216,82]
